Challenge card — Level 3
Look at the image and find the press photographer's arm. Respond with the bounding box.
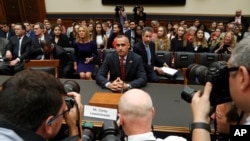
[191,82,212,141]
[64,92,83,141]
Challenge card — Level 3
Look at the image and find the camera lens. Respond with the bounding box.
[186,64,208,85]
[63,80,80,93]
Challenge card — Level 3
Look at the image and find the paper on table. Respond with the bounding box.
[161,66,178,76]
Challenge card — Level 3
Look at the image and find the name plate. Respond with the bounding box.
[84,105,117,120]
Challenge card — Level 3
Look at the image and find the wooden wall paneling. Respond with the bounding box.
[21,0,46,23]
[3,0,23,23]
[0,0,6,20]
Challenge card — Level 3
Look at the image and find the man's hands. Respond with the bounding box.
[107,77,128,92]
[191,82,212,124]
[64,92,83,138]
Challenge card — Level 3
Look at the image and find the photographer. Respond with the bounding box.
[118,89,186,141]
[191,36,250,141]
[133,6,146,25]
[0,70,83,141]
[114,5,127,28]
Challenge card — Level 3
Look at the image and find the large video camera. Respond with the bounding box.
[115,5,122,12]
[181,61,232,106]
[82,120,121,141]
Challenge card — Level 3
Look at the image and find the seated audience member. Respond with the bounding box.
[56,18,66,34]
[213,31,236,54]
[208,21,217,34]
[0,21,15,40]
[23,21,35,38]
[69,23,80,44]
[0,70,83,141]
[186,28,209,53]
[208,28,221,52]
[150,20,160,41]
[154,26,170,51]
[134,25,143,44]
[52,24,71,48]
[185,26,197,44]
[44,21,54,37]
[170,26,187,52]
[118,89,187,141]
[107,22,124,49]
[124,20,137,48]
[31,22,52,58]
[133,27,168,82]
[0,37,8,58]
[92,22,108,66]
[96,35,147,92]
[73,26,98,80]
[30,39,74,78]
[0,23,32,75]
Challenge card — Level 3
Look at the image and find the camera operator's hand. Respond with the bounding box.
[64,92,83,138]
[191,82,212,123]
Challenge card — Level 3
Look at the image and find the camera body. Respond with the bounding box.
[82,120,122,141]
[115,5,122,12]
[63,80,80,109]
[181,61,232,106]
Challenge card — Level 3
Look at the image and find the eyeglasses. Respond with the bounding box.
[47,108,70,125]
[228,67,239,73]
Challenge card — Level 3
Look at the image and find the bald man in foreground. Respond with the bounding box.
[118,89,187,141]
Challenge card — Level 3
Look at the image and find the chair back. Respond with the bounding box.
[24,60,60,78]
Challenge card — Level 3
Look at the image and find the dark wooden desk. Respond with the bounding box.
[0,75,203,134]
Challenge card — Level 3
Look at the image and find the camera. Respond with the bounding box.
[81,120,121,141]
[181,61,232,106]
[100,120,121,141]
[63,80,80,109]
[115,5,122,12]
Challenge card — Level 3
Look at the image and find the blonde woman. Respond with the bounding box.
[186,28,209,53]
[213,31,236,54]
[154,26,170,51]
[73,26,98,80]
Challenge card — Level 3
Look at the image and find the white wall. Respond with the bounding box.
[45,0,250,16]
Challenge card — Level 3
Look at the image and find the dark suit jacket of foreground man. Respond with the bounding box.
[96,51,147,89]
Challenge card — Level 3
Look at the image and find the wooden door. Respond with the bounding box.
[0,0,7,20]
[2,0,46,23]
[21,0,46,23]
[2,0,23,23]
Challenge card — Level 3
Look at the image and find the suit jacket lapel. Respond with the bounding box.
[125,51,133,75]
[113,53,120,76]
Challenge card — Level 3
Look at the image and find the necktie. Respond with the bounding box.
[119,57,126,81]
[146,45,151,65]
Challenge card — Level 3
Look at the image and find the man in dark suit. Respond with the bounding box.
[23,21,35,38]
[96,35,147,92]
[228,9,249,28]
[0,21,15,40]
[133,27,168,82]
[31,22,52,59]
[0,37,8,57]
[124,20,137,49]
[30,39,74,78]
[0,23,32,75]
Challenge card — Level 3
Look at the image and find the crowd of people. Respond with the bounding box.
[0,8,249,80]
[0,7,250,140]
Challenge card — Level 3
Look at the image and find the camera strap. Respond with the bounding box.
[237,110,245,125]
[73,100,82,139]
